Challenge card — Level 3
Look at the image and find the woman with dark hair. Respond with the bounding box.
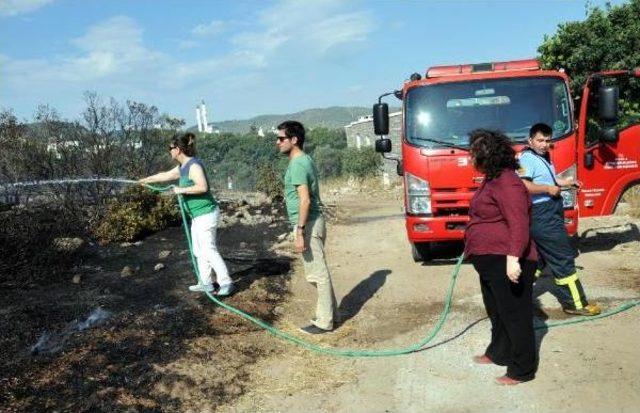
[465,129,537,385]
[139,132,233,296]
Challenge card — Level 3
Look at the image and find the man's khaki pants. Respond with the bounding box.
[294,215,337,330]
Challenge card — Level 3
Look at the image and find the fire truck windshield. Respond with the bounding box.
[405,77,572,148]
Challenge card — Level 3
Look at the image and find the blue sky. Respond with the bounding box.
[0,0,624,125]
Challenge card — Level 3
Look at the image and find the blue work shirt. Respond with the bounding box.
[517,149,557,204]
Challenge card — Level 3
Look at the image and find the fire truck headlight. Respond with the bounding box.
[557,164,577,209]
[560,189,575,209]
[405,173,432,215]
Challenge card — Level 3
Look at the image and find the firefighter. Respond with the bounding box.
[518,123,601,316]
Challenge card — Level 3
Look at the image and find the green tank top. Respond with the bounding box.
[179,158,217,218]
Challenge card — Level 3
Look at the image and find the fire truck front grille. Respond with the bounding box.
[446,222,467,231]
[433,207,469,217]
[438,187,477,192]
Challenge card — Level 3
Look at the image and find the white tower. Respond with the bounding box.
[196,105,204,132]
[196,100,213,133]
[200,100,213,133]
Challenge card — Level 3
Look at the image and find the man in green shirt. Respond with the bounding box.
[277,120,337,334]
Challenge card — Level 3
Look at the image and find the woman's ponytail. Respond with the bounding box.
[171,132,196,156]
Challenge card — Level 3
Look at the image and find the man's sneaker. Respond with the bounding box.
[188,283,214,292]
[215,283,234,297]
[299,324,332,335]
[563,303,602,316]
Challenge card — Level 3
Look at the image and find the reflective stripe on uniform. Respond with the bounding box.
[555,273,583,310]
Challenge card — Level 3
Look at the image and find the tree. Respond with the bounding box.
[255,163,283,200]
[341,147,382,178]
[118,100,168,178]
[538,0,640,97]
[313,145,343,178]
[0,109,53,188]
[305,127,347,154]
[158,114,185,131]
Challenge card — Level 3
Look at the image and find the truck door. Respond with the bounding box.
[577,71,640,217]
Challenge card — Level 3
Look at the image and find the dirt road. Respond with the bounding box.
[221,190,640,413]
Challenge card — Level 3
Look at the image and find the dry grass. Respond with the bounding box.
[320,175,402,199]
[249,349,357,397]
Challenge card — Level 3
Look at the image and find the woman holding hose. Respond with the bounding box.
[139,132,233,296]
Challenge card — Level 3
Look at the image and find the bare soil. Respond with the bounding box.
[221,188,640,413]
[2,187,639,413]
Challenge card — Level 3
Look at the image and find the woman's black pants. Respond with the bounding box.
[471,254,537,382]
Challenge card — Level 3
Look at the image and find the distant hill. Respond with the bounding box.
[188,106,382,134]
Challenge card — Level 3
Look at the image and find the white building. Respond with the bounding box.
[196,100,213,133]
[344,111,403,177]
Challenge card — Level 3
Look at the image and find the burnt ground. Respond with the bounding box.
[0,203,294,413]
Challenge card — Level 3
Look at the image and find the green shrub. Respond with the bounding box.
[306,127,347,153]
[255,163,284,201]
[341,147,382,178]
[93,186,179,243]
[314,145,343,178]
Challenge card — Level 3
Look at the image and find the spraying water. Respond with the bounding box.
[30,307,112,355]
[0,177,139,191]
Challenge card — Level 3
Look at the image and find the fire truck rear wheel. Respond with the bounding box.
[411,242,432,262]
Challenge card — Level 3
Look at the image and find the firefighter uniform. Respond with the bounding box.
[518,149,598,314]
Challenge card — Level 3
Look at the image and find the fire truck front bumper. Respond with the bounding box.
[406,215,468,242]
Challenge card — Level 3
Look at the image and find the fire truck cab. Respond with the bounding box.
[374,59,640,262]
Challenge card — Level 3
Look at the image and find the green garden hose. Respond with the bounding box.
[144,183,640,358]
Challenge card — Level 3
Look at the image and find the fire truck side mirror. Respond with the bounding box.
[584,152,594,169]
[373,103,389,135]
[598,85,619,123]
[600,127,619,143]
[375,138,392,153]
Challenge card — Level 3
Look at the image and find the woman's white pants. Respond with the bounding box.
[190,208,232,287]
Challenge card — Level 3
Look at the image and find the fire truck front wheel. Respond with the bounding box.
[411,242,432,262]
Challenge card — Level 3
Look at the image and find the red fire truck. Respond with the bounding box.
[374,59,640,262]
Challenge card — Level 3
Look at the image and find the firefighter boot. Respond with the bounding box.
[556,273,601,316]
[563,303,602,316]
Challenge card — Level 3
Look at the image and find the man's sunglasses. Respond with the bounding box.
[277,136,290,142]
